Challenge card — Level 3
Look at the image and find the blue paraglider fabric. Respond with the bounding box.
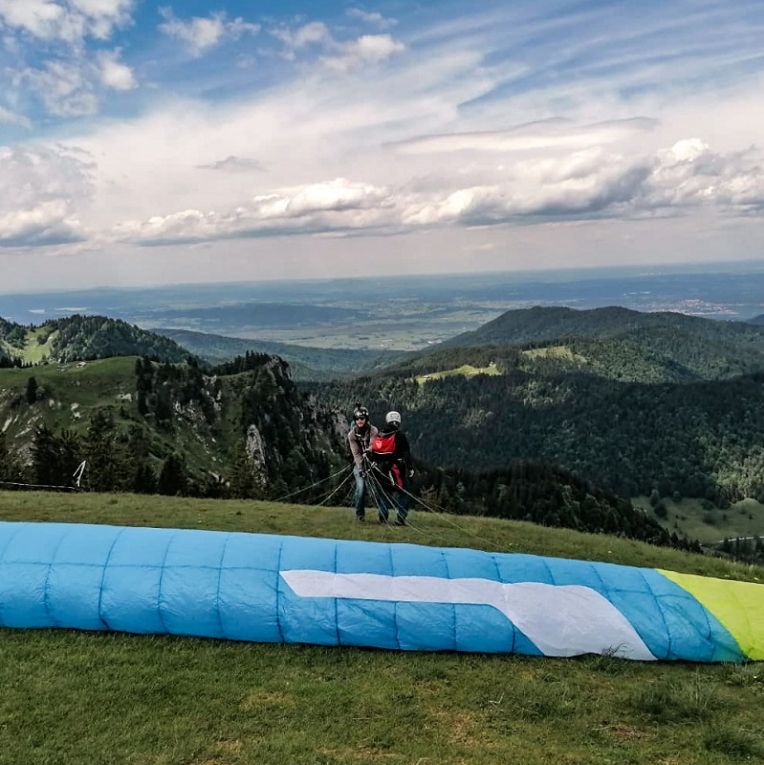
[0,522,748,662]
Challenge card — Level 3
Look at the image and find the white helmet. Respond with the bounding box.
[385,410,401,425]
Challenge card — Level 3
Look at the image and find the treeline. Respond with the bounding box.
[719,536,764,565]
[210,350,275,376]
[0,318,27,348]
[0,315,192,365]
[0,413,197,496]
[314,367,764,505]
[0,355,27,369]
[409,460,693,550]
[135,356,218,426]
[46,315,191,363]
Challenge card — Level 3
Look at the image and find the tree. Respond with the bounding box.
[132,462,157,494]
[0,432,20,483]
[158,453,187,496]
[83,410,120,492]
[31,425,62,486]
[25,376,38,404]
[229,441,256,499]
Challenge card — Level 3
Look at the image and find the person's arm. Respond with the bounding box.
[347,430,363,468]
[397,432,413,474]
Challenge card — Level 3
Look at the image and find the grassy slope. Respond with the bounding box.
[415,363,501,385]
[0,327,57,365]
[0,357,137,439]
[0,491,762,765]
[635,496,764,544]
[0,357,228,478]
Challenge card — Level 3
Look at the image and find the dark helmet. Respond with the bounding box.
[353,405,369,421]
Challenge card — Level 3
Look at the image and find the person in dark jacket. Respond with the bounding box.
[347,405,378,522]
[369,410,414,525]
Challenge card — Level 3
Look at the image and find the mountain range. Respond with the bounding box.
[1,304,763,555]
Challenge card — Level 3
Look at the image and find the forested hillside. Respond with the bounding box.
[0,315,191,365]
[440,306,764,359]
[0,351,681,547]
[0,355,344,500]
[316,359,764,506]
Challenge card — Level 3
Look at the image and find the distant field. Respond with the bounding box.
[415,362,502,384]
[635,496,764,544]
[522,345,587,363]
[0,491,762,765]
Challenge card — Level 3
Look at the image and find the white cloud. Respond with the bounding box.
[97,49,136,90]
[404,140,764,226]
[641,139,764,211]
[322,34,405,73]
[393,118,657,155]
[116,178,395,244]
[13,60,99,117]
[0,106,31,128]
[11,49,136,117]
[271,21,403,71]
[0,0,133,44]
[271,21,331,60]
[111,136,764,247]
[347,8,397,30]
[0,144,92,247]
[158,7,260,58]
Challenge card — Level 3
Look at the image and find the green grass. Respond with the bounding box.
[0,327,57,364]
[635,496,764,544]
[0,356,138,439]
[522,345,588,363]
[415,362,502,385]
[0,490,762,765]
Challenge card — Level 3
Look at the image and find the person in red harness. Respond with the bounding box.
[367,410,414,525]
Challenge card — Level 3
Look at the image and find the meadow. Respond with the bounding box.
[0,491,762,765]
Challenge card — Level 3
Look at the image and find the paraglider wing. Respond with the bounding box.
[0,522,760,662]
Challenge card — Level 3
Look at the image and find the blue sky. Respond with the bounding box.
[1,0,764,290]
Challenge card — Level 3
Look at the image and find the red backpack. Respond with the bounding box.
[370,432,396,460]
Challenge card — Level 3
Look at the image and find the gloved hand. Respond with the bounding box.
[358,469,366,478]
[408,469,415,478]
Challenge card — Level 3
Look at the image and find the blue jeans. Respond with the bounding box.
[375,476,410,522]
[353,465,367,518]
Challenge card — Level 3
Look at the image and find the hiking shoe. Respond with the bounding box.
[378,517,389,524]
[394,517,407,527]
[355,516,365,523]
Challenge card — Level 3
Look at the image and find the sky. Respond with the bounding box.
[1,0,764,292]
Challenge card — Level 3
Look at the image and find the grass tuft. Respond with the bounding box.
[704,725,764,758]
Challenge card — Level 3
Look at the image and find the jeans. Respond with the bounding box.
[353,465,367,518]
[375,476,410,522]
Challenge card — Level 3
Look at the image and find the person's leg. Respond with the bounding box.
[394,479,410,525]
[353,465,366,520]
[375,472,390,523]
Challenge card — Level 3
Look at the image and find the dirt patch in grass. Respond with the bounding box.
[429,708,485,747]
[600,723,652,740]
[240,689,296,710]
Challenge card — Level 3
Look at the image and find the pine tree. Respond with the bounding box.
[25,376,38,404]
[158,453,187,496]
[83,410,119,492]
[0,432,20,483]
[132,462,157,494]
[229,441,256,499]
